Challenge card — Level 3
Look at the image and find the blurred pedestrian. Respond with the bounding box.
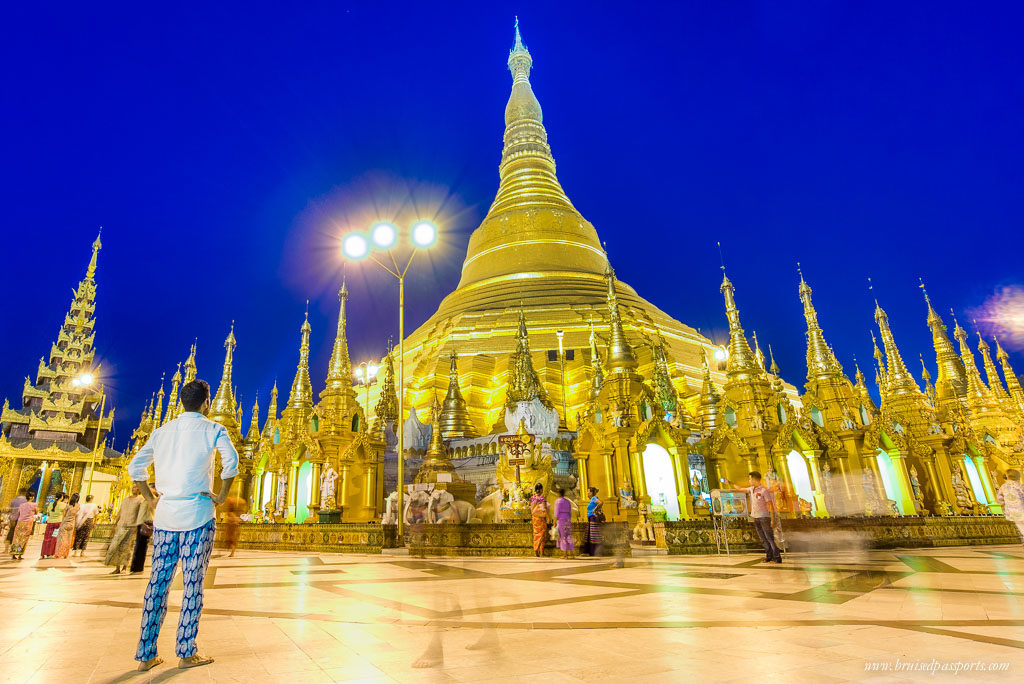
[130,494,156,574]
[40,492,69,558]
[10,492,38,560]
[553,487,575,559]
[105,485,143,574]
[220,496,245,558]
[72,494,99,557]
[4,489,28,552]
[54,493,81,559]
[585,487,604,557]
[997,469,1024,545]
[529,482,550,558]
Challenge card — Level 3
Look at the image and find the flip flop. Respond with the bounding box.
[137,657,163,671]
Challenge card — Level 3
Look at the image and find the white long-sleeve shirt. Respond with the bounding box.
[128,412,239,532]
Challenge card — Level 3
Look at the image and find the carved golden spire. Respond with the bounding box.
[951,312,993,408]
[768,345,784,392]
[183,341,197,385]
[589,322,604,399]
[605,265,637,372]
[751,331,766,371]
[873,302,920,396]
[798,267,844,381]
[163,363,181,426]
[853,358,879,414]
[920,354,936,407]
[439,349,478,438]
[719,270,759,381]
[919,279,967,400]
[995,336,1024,412]
[505,308,548,406]
[86,230,102,279]
[417,395,457,482]
[286,310,314,412]
[651,341,678,416]
[457,19,606,288]
[977,332,1012,406]
[321,280,354,398]
[374,348,399,424]
[209,322,239,431]
[698,349,720,432]
[153,374,166,426]
[244,396,260,444]
[267,381,279,422]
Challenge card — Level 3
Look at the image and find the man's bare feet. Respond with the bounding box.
[137,657,163,671]
[178,654,214,669]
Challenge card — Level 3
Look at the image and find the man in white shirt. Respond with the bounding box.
[128,379,238,671]
[72,494,100,557]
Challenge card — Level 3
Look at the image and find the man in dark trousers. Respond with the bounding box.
[731,471,782,564]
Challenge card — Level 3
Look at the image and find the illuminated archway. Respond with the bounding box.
[786,450,814,512]
[295,461,313,523]
[260,471,274,511]
[875,450,905,512]
[963,456,989,505]
[642,443,680,521]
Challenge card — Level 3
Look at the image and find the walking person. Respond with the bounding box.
[105,484,143,574]
[129,494,156,574]
[219,496,245,558]
[54,493,81,559]
[585,487,605,557]
[128,380,238,671]
[997,469,1024,545]
[4,489,28,552]
[10,492,39,560]
[553,487,575,559]
[72,494,99,556]
[729,471,782,564]
[529,482,550,558]
[40,492,69,558]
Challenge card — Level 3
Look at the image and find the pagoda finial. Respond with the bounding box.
[86,229,102,279]
[976,330,1011,403]
[873,300,920,397]
[698,348,721,432]
[506,309,548,406]
[994,335,1024,411]
[373,350,399,425]
[322,279,354,398]
[267,381,279,422]
[439,348,478,438]
[286,310,314,412]
[164,362,182,425]
[950,310,992,408]
[798,270,845,382]
[917,280,967,403]
[651,340,679,416]
[605,265,637,372]
[245,396,260,443]
[183,340,198,385]
[589,322,604,399]
[719,268,759,381]
[153,373,166,426]
[209,322,239,431]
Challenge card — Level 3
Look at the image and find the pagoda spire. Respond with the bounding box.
[589,322,604,399]
[698,350,721,432]
[153,374,166,426]
[163,363,182,426]
[374,349,399,425]
[873,301,920,397]
[267,381,279,422]
[488,18,575,217]
[951,312,993,409]
[995,336,1024,412]
[977,332,1012,405]
[719,270,759,382]
[183,341,197,385]
[920,355,937,407]
[505,309,548,406]
[439,349,478,438]
[919,280,967,401]
[209,322,240,431]
[853,358,879,414]
[605,265,637,373]
[418,395,457,481]
[86,230,102,280]
[798,267,844,382]
[651,340,679,416]
[286,310,314,412]
[751,331,766,372]
[768,345,784,392]
[321,280,354,399]
[245,396,260,443]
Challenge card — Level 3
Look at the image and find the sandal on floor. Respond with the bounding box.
[137,657,163,671]
[178,655,214,669]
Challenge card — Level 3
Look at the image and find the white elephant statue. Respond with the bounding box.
[474,489,505,523]
[428,489,479,524]
[381,491,400,525]
[404,490,431,524]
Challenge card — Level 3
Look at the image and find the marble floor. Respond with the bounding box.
[2,538,1023,683]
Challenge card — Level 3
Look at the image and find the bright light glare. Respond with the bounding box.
[76,373,95,387]
[371,222,397,249]
[713,348,728,362]
[367,364,379,378]
[342,233,369,260]
[411,221,437,248]
[354,368,364,382]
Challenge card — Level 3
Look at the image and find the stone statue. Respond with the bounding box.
[381,491,400,525]
[403,490,431,525]
[276,471,287,513]
[690,472,708,509]
[632,502,654,542]
[427,489,479,524]
[320,465,339,509]
[950,463,976,513]
[504,398,559,438]
[619,480,638,509]
[839,405,856,431]
[474,488,504,523]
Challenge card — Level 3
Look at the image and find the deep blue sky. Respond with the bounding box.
[3,2,1023,448]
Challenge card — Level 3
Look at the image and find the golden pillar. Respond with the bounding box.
[772,449,796,516]
[887,451,918,516]
[671,448,693,518]
[921,455,950,514]
[804,451,829,518]
[310,461,323,509]
[286,462,299,519]
[973,455,1000,513]
[629,444,648,500]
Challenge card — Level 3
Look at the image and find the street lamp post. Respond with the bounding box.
[341,220,438,539]
[556,330,568,431]
[354,362,379,422]
[72,373,106,497]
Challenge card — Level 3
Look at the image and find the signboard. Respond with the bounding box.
[499,431,535,484]
[710,489,749,518]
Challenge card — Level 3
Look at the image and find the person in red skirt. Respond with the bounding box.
[40,492,69,558]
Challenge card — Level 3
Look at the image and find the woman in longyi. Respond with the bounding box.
[105,484,143,574]
[529,482,551,558]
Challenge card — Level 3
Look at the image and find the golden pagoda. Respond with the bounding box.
[1,233,119,506]
[397,22,774,435]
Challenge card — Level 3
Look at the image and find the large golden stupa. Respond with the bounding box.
[402,24,730,430]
